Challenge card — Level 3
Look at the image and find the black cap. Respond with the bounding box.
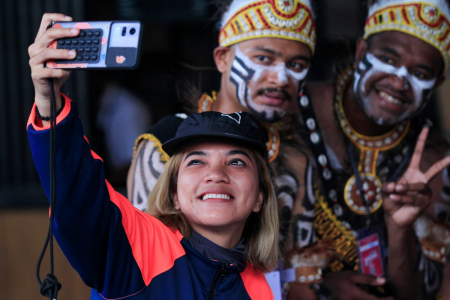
[162,111,267,158]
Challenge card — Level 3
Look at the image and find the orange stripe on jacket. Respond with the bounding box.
[84,135,105,162]
[240,263,274,300]
[104,181,186,286]
[27,94,72,131]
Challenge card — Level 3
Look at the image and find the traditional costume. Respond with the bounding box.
[296,0,450,298]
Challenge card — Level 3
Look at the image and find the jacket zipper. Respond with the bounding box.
[208,263,228,300]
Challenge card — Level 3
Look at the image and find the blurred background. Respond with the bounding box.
[1,0,449,299]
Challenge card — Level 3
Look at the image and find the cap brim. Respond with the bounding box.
[162,132,267,158]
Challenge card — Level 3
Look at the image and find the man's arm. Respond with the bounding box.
[127,136,169,211]
[276,147,321,300]
[382,127,450,300]
[384,206,424,299]
[440,263,450,297]
[281,148,391,300]
[127,115,186,211]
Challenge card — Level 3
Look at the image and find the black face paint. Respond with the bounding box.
[353,53,437,125]
[229,45,308,123]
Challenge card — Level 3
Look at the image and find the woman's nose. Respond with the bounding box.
[204,165,230,183]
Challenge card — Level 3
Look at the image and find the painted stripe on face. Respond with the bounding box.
[233,45,309,83]
[229,45,309,122]
[365,53,436,91]
[232,56,250,78]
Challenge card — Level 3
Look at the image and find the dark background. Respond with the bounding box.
[0,0,445,207]
[1,1,449,299]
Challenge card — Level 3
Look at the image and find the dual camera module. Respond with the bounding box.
[121,26,136,36]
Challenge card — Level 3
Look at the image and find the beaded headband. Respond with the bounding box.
[364,0,450,70]
[219,0,316,54]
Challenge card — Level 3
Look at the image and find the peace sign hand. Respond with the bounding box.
[382,126,450,228]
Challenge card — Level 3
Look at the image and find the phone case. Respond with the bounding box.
[46,21,142,69]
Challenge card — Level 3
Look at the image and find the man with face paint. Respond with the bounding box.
[297,0,450,299]
[229,44,310,122]
[128,1,323,298]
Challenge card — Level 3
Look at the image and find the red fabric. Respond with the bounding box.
[104,181,186,285]
[27,94,72,131]
[240,263,274,300]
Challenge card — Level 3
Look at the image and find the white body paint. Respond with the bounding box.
[298,163,316,248]
[354,53,437,123]
[230,45,309,121]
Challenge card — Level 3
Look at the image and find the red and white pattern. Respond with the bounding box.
[219,0,315,53]
[364,0,450,70]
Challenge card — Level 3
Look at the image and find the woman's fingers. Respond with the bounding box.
[30,13,73,115]
[29,27,79,58]
[30,48,76,69]
[35,13,72,42]
[32,68,70,83]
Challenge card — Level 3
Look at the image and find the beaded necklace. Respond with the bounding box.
[335,68,410,215]
[298,69,414,272]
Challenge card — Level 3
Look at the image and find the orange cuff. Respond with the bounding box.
[27,93,72,131]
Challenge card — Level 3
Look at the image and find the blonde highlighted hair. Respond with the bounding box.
[147,145,280,273]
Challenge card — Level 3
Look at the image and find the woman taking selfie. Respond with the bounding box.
[27,15,279,296]
[28,105,279,299]
[29,94,281,300]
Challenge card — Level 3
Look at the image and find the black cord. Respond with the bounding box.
[36,78,62,299]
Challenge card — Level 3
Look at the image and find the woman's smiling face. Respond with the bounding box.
[172,140,263,237]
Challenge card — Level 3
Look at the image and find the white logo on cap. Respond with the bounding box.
[175,113,188,119]
[221,112,242,124]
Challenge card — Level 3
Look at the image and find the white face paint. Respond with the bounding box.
[353,52,437,124]
[229,45,309,122]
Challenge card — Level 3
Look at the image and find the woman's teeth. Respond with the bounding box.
[202,194,231,200]
[379,91,402,105]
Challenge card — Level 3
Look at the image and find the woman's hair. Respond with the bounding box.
[147,143,280,273]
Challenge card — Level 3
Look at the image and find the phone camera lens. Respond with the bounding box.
[130,28,136,35]
[122,27,127,36]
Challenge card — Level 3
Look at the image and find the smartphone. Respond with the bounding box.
[46,21,142,69]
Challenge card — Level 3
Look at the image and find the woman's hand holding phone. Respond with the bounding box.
[28,13,78,117]
[29,13,142,120]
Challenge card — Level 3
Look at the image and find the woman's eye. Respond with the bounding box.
[187,160,203,166]
[229,159,246,166]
